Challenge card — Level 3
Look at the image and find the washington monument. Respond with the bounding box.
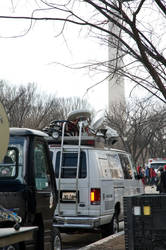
[108,21,126,113]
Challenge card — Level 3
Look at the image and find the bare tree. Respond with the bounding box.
[0,81,93,129]
[55,96,94,120]
[0,1,166,102]
[0,82,41,127]
[106,99,166,165]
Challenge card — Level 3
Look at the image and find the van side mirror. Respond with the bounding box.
[0,147,19,178]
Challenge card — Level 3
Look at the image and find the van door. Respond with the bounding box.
[106,152,124,220]
[96,151,124,221]
[96,152,114,217]
[54,149,89,216]
[118,153,144,216]
[33,140,55,248]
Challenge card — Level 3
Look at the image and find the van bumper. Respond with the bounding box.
[53,216,101,229]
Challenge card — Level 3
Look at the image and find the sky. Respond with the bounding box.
[0,1,146,113]
[0,24,108,110]
[0,1,111,112]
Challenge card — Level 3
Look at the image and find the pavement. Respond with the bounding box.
[79,185,158,250]
[79,231,125,250]
[144,184,159,193]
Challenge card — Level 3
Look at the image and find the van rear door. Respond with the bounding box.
[52,149,89,216]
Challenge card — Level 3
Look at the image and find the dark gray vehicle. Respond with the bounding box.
[0,128,62,250]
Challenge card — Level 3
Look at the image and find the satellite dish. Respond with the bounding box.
[105,126,119,138]
[0,102,9,162]
[91,117,105,131]
[67,110,91,122]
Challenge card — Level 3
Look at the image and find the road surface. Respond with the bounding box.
[62,222,124,249]
[61,185,157,249]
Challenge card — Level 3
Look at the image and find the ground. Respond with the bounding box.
[80,233,125,250]
[80,185,158,250]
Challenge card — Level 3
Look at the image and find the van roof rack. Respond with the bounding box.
[47,134,108,147]
[43,109,119,147]
[43,121,118,147]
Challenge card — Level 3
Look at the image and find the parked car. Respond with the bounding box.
[0,128,62,250]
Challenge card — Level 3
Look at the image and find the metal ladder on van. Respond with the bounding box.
[58,121,83,215]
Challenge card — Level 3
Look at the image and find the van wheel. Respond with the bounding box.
[14,223,21,231]
[52,228,62,250]
[111,214,119,234]
[0,244,20,250]
[101,214,119,238]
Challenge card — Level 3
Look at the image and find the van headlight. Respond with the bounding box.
[52,131,59,139]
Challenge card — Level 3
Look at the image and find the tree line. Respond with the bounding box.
[1,80,166,166]
[106,99,166,166]
[0,81,92,129]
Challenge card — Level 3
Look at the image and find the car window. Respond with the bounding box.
[34,142,49,190]
[55,151,87,178]
[119,153,133,179]
[0,136,24,181]
[98,155,110,177]
[98,152,123,179]
[107,153,123,179]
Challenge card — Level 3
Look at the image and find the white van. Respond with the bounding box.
[148,158,166,173]
[46,110,144,236]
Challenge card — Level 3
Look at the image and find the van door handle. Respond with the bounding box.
[79,203,85,207]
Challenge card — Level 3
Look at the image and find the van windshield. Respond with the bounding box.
[55,151,87,178]
[0,136,25,181]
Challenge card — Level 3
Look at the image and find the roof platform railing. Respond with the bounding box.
[43,109,119,147]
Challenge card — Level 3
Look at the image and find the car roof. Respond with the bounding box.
[10,128,48,137]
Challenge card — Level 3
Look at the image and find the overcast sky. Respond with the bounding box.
[0,1,148,114]
[0,1,112,112]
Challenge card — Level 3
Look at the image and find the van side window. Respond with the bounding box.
[34,142,49,190]
[55,151,87,178]
[119,154,132,179]
[107,154,123,179]
[98,156,109,177]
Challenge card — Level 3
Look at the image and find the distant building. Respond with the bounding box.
[108,72,125,110]
[108,21,126,113]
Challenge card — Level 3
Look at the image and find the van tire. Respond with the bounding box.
[52,227,62,250]
[101,214,119,238]
[111,214,119,234]
[0,244,20,250]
